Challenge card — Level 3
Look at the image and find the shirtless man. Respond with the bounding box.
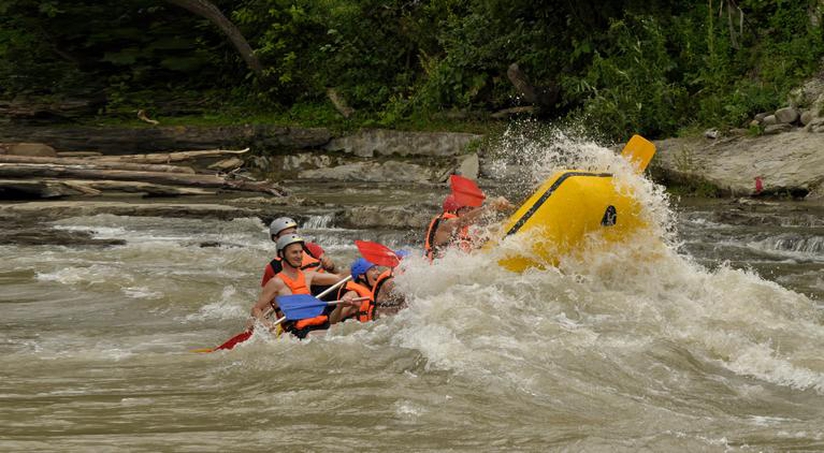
[250,234,355,336]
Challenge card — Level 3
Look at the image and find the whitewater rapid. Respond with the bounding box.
[1,131,823,451]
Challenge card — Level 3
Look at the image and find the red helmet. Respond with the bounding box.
[442,194,464,213]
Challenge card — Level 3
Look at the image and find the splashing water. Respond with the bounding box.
[1,127,823,451]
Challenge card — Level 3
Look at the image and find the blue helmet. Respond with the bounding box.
[394,249,411,260]
[350,258,376,280]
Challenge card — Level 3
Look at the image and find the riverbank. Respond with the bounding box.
[5,122,823,197]
[653,129,824,200]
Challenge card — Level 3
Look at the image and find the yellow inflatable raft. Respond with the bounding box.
[497,170,646,272]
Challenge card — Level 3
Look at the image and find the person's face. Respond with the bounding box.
[276,227,297,239]
[456,206,472,216]
[365,266,381,286]
[282,243,303,267]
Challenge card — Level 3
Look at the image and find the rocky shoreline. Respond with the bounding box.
[653,129,824,200]
[2,123,822,248]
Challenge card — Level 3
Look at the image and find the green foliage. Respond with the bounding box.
[563,15,689,141]
[2,0,824,138]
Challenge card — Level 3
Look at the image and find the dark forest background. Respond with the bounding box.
[2,0,823,139]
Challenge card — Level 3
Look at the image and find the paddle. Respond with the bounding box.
[355,240,400,268]
[620,135,656,173]
[277,294,369,321]
[194,275,353,353]
[450,174,486,208]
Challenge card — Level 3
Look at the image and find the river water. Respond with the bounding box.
[2,138,824,452]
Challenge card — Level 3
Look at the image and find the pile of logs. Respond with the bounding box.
[0,147,287,199]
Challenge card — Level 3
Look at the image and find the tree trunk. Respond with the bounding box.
[0,163,285,195]
[0,155,196,174]
[507,63,539,105]
[164,0,263,77]
[95,148,250,164]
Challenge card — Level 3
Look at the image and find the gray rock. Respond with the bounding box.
[457,153,480,179]
[298,160,436,183]
[763,124,794,135]
[800,110,814,126]
[754,112,769,122]
[775,107,799,124]
[653,130,824,197]
[325,129,481,158]
[704,129,719,139]
[762,115,778,126]
[338,204,434,229]
[1,142,57,157]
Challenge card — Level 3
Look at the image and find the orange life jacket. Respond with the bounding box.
[337,281,375,322]
[424,212,472,261]
[372,268,407,312]
[275,269,329,336]
[372,269,393,302]
[262,249,323,287]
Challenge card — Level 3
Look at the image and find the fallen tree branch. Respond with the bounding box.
[95,147,250,164]
[0,163,286,196]
[0,154,196,174]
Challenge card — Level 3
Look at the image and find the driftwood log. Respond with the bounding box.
[0,154,196,174]
[0,163,285,196]
[95,147,251,164]
[0,179,217,198]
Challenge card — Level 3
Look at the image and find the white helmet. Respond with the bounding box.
[276,233,305,253]
[269,217,298,239]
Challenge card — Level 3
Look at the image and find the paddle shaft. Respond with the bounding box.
[271,296,370,326]
[263,274,353,320]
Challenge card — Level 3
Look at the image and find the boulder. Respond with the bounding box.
[298,160,436,183]
[774,107,799,124]
[338,204,434,229]
[762,115,778,126]
[653,131,824,197]
[325,129,481,158]
[457,153,480,180]
[800,110,815,126]
[763,123,794,135]
[754,112,769,122]
[1,142,57,157]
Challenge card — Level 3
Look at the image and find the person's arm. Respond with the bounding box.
[433,197,513,246]
[250,278,286,331]
[328,289,361,324]
[306,270,346,287]
[319,253,336,272]
[260,264,274,287]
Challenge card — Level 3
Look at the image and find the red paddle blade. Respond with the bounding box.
[450,174,485,207]
[355,240,400,268]
[211,330,253,352]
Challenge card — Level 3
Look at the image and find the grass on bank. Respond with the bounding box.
[83,98,509,136]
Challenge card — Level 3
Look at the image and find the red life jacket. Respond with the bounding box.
[424,212,472,261]
[337,281,375,322]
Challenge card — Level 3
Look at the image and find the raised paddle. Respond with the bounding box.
[355,240,400,268]
[193,275,353,353]
[620,135,656,173]
[450,174,486,208]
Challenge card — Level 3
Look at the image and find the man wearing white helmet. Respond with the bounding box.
[250,233,356,338]
[260,216,337,288]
